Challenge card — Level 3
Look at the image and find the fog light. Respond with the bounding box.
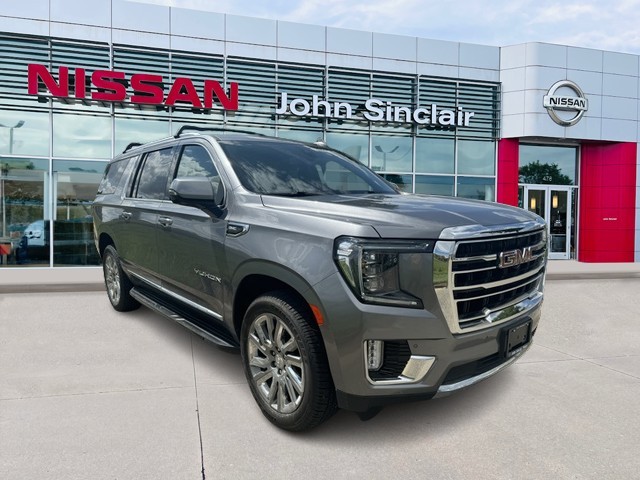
[366,340,384,371]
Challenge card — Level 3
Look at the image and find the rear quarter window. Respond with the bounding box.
[97,156,136,195]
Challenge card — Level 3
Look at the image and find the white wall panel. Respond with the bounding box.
[0,16,49,36]
[111,29,170,49]
[502,91,525,116]
[601,118,637,142]
[417,38,458,65]
[563,116,601,141]
[524,66,567,91]
[603,74,638,98]
[523,89,545,114]
[327,53,372,70]
[0,0,48,21]
[50,22,110,43]
[602,96,638,121]
[501,44,526,69]
[458,67,499,82]
[603,51,639,76]
[226,15,276,46]
[226,42,276,60]
[501,114,525,138]
[327,27,371,56]
[171,8,224,40]
[170,36,224,55]
[416,63,458,78]
[500,67,526,93]
[51,0,110,27]
[373,33,416,62]
[112,0,169,34]
[523,112,565,137]
[277,47,325,65]
[568,47,603,72]
[566,69,603,95]
[526,43,567,68]
[373,57,416,75]
[277,21,324,51]
[459,43,499,70]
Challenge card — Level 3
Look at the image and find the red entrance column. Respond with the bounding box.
[496,138,519,206]
[579,142,637,262]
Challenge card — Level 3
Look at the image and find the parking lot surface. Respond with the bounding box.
[1,276,640,479]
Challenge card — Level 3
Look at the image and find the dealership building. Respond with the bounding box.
[0,0,639,280]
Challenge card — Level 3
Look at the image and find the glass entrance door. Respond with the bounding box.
[524,186,573,260]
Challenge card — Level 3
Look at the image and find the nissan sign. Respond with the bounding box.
[543,80,588,126]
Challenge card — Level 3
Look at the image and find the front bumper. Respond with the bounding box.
[314,273,542,412]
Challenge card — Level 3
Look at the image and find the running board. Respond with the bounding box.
[130,287,238,349]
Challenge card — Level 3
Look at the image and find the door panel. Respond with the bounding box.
[156,203,227,318]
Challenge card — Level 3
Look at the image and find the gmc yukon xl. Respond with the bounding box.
[92,127,547,431]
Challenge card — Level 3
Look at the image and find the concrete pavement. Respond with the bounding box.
[1,274,640,479]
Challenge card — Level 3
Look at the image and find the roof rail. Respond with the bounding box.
[174,125,267,138]
[123,142,143,153]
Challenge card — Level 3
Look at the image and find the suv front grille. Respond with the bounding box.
[434,223,547,334]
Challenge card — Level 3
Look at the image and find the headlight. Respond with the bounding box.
[334,237,432,308]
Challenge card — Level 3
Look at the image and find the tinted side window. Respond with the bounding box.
[98,156,135,195]
[176,145,218,178]
[135,148,174,200]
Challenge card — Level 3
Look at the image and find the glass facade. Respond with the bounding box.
[0,32,500,268]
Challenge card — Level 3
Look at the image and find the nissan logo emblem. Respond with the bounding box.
[543,80,588,127]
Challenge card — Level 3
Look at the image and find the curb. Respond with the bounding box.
[0,283,106,294]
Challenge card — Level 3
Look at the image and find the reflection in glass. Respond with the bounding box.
[371,136,412,173]
[326,132,369,165]
[114,117,170,155]
[415,175,454,196]
[550,189,568,253]
[0,158,49,267]
[0,110,50,157]
[457,176,495,201]
[277,129,323,143]
[381,174,412,193]
[415,137,454,174]
[519,144,577,185]
[457,140,495,175]
[53,160,107,266]
[53,112,112,159]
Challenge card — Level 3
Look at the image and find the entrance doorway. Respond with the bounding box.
[522,185,574,260]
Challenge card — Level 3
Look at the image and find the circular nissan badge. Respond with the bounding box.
[542,80,588,126]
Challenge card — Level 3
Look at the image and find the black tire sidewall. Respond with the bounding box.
[240,293,334,431]
[102,245,138,312]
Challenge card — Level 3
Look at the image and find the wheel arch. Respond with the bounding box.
[230,261,325,340]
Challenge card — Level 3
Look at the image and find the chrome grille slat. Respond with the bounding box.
[454,273,543,303]
[453,263,545,291]
[433,222,547,334]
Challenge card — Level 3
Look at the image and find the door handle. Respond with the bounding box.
[158,216,173,227]
[120,211,132,220]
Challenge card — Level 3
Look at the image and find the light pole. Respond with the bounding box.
[0,120,25,154]
[0,120,25,239]
[374,144,399,172]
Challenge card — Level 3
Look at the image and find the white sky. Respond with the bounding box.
[136,0,640,55]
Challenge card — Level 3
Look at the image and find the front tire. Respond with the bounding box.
[240,291,337,431]
[102,245,139,312]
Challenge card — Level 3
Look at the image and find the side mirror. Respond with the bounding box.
[169,177,224,206]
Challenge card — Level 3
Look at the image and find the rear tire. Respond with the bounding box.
[102,245,139,312]
[240,291,337,431]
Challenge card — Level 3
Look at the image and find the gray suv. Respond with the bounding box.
[92,127,547,431]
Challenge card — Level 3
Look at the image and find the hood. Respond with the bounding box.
[260,193,542,239]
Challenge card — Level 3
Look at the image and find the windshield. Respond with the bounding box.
[218,139,398,196]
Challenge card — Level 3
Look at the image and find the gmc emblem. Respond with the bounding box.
[499,247,534,268]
